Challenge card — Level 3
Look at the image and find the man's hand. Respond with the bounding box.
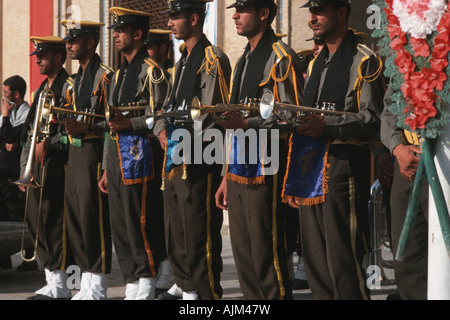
[159,129,167,150]
[35,140,49,168]
[393,144,421,182]
[65,118,88,136]
[297,114,326,138]
[18,181,26,193]
[98,170,108,194]
[288,197,300,209]
[215,177,228,211]
[217,112,249,130]
[1,98,15,117]
[109,109,132,133]
[376,152,395,187]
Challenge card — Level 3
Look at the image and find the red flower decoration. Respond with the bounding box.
[386,0,450,130]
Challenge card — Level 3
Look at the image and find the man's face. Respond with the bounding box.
[113,25,135,53]
[35,51,57,76]
[168,12,192,40]
[2,85,15,104]
[312,40,325,56]
[232,5,261,38]
[66,35,89,60]
[309,4,340,40]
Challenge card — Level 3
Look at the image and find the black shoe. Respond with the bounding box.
[292,279,310,290]
[16,260,38,272]
[157,291,182,300]
[386,292,402,300]
[155,287,170,297]
[26,294,71,301]
[0,257,12,270]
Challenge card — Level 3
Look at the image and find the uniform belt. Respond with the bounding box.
[403,129,420,146]
[331,138,365,147]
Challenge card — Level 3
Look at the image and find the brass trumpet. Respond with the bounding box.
[259,90,356,122]
[190,96,261,122]
[15,89,55,262]
[52,106,106,124]
[105,104,147,121]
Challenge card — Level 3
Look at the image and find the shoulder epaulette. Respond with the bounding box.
[145,57,159,69]
[205,45,219,64]
[356,43,383,84]
[100,63,115,75]
[272,41,289,62]
[357,43,377,59]
[66,77,75,89]
[307,55,319,78]
[204,45,230,104]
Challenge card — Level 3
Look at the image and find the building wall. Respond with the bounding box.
[1,0,378,99]
[2,0,31,96]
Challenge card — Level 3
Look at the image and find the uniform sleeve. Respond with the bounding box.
[380,86,404,154]
[153,69,174,139]
[323,54,385,140]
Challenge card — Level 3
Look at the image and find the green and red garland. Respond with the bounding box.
[373,0,450,139]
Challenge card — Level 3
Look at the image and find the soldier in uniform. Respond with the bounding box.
[215,0,303,300]
[380,86,428,300]
[61,20,113,300]
[153,0,231,300]
[145,29,174,71]
[97,7,169,300]
[144,27,176,295]
[20,36,73,300]
[291,0,385,299]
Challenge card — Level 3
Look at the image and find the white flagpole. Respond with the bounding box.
[428,103,450,300]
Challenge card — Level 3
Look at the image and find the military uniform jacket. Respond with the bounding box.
[20,69,71,176]
[153,34,232,140]
[66,54,114,142]
[108,53,170,135]
[230,28,304,132]
[102,49,170,169]
[305,32,385,142]
[380,86,408,153]
[67,54,113,120]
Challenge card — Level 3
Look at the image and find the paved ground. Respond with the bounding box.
[0,227,397,301]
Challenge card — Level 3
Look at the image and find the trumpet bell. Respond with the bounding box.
[191,96,202,122]
[260,90,275,120]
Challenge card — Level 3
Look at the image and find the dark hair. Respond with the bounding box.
[254,0,278,26]
[184,8,206,28]
[131,22,151,43]
[58,49,68,64]
[3,75,27,99]
[84,32,101,49]
[332,3,351,21]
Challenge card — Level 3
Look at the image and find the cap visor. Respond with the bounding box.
[62,35,73,41]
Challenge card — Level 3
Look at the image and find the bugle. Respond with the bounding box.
[190,96,261,122]
[259,90,357,122]
[15,89,54,262]
[51,106,106,125]
[105,103,147,121]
